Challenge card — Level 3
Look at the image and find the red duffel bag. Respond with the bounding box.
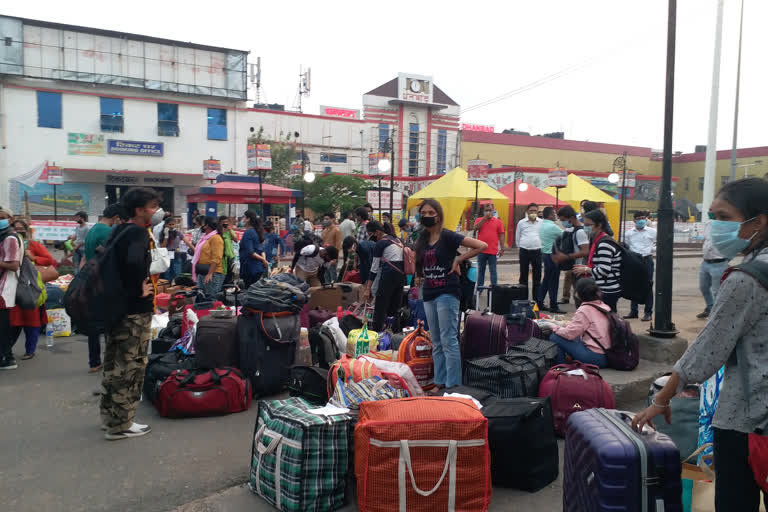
[538,361,615,437]
[155,367,252,418]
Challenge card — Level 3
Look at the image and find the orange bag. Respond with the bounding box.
[327,354,382,398]
[396,321,434,391]
[354,397,492,512]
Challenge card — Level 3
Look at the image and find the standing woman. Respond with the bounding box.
[239,211,269,287]
[362,220,404,332]
[573,209,622,312]
[192,216,225,297]
[633,178,768,511]
[10,220,54,360]
[218,215,240,285]
[414,199,487,392]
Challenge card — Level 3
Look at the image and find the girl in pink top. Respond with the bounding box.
[548,278,612,368]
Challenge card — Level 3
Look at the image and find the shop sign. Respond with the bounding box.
[619,171,637,188]
[106,174,140,185]
[321,106,360,119]
[29,221,81,241]
[144,177,173,185]
[461,123,495,133]
[547,168,568,188]
[366,190,403,210]
[467,159,489,181]
[46,165,63,185]
[368,152,387,174]
[203,159,221,180]
[107,140,164,157]
[68,133,105,156]
[247,144,272,171]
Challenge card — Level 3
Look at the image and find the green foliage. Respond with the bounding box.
[304,174,370,215]
[247,127,297,187]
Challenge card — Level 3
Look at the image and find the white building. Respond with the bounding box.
[0,15,248,219]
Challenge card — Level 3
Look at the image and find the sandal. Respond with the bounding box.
[426,386,445,396]
[21,353,34,360]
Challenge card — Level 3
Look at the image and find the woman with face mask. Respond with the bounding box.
[632,178,768,511]
[414,199,487,393]
[572,209,622,312]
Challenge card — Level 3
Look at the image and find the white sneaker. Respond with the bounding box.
[102,421,147,431]
[104,422,152,441]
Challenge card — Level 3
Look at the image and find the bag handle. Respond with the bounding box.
[682,443,715,480]
[398,439,457,512]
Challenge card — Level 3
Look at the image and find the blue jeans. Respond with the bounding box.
[11,326,41,355]
[630,256,654,316]
[197,272,225,299]
[549,333,608,368]
[538,253,561,308]
[423,294,461,387]
[699,260,729,311]
[476,253,498,287]
[164,258,183,283]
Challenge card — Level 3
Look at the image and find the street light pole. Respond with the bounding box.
[651,0,679,338]
[511,168,524,247]
[389,133,395,219]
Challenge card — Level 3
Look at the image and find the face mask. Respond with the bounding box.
[635,219,647,229]
[710,218,757,259]
[528,213,538,221]
[584,225,593,236]
[562,220,572,229]
[0,219,10,229]
[322,220,331,228]
[150,208,165,227]
[420,215,437,228]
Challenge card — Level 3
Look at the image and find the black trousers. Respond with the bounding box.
[0,309,11,362]
[373,272,405,332]
[518,248,542,302]
[713,427,768,511]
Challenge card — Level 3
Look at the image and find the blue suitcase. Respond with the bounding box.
[564,408,682,512]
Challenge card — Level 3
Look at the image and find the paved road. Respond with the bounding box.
[0,258,710,511]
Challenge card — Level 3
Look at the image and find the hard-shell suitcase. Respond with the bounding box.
[155,367,252,417]
[483,397,559,492]
[564,408,682,512]
[355,397,492,512]
[507,337,559,369]
[491,284,528,315]
[463,352,546,399]
[460,310,508,360]
[337,282,362,308]
[250,398,353,511]
[238,309,298,396]
[506,317,543,346]
[307,284,343,311]
[194,316,239,369]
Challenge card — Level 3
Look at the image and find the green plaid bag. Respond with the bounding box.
[249,397,353,511]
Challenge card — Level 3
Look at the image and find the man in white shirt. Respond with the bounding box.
[697,217,730,319]
[623,211,657,321]
[292,244,339,288]
[515,202,543,302]
[339,211,356,241]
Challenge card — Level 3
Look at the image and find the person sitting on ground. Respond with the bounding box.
[548,278,611,368]
[574,209,622,312]
[291,243,339,288]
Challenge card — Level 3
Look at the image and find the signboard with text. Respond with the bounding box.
[46,165,63,185]
[368,152,386,174]
[461,123,495,133]
[619,171,637,188]
[203,159,221,180]
[366,190,403,210]
[467,160,489,181]
[547,168,568,188]
[107,140,164,156]
[320,105,360,119]
[68,133,105,156]
[30,221,81,241]
[248,144,272,171]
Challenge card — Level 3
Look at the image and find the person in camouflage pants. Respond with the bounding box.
[100,313,152,436]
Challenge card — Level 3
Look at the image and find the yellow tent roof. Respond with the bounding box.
[406,167,509,232]
[543,173,618,204]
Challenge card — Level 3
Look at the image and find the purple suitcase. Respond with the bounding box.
[564,408,682,512]
[460,310,508,360]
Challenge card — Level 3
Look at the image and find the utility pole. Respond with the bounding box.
[702,0,724,216]
[651,0,679,338]
[729,0,745,182]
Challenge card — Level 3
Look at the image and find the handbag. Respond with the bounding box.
[149,233,171,275]
[194,263,211,276]
[36,265,59,283]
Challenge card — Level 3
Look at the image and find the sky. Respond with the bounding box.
[4,0,766,153]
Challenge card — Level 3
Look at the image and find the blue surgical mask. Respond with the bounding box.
[710,217,757,259]
[635,219,647,229]
[583,225,593,236]
[0,219,9,229]
[562,220,572,229]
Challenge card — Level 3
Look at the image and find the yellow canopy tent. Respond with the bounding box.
[544,173,620,239]
[406,167,509,234]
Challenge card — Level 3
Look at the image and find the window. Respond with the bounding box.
[378,123,390,151]
[157,103,179,136]
[37,91,62,128]
[320,153,347,163]
[408,122,419,177]
[698,177,705,191]
[100,97,124,132]
[207,108,227,140]
[684,177,689,191]
[295,150,308,162]
[324,166,332,174]
[437,129,447,174]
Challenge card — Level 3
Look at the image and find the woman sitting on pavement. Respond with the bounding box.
[547,278,610,368]
[633,177,768,511]
[573,209,622,312]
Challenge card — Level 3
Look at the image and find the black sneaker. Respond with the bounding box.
[641,314,652,322]
[558,298,570,304]
[696,310,710,319]
[548,307,566,314]
[623,314,639,320]
[0,358,18,370]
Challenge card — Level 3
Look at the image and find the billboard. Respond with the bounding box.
[467,160,489,181]
[18,183,90,216]
[68,133,105,156]
[320,106,360,119]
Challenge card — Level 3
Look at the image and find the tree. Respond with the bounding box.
[247,127,298,187]
[304,174,370,215]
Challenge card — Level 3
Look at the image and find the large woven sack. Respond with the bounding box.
[354,397,492,512]
[326,354,382,398]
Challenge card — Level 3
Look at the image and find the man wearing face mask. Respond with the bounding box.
[321,213,342,282]
[515,203,543,302]
[696,213,731,319]
[73,211,90,274]
[623,211,657,321]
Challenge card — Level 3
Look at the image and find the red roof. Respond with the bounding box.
[462,131,652,158]
[498,180,560,205]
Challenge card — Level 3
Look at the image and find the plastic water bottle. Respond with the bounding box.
[45,326,54,348]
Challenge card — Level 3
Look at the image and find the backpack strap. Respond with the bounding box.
[380,236,405,274]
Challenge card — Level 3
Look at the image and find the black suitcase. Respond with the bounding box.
[491,284,529,315]
[287,366,329,405]
[463,351,546,398]
[237,310,298,397]
[483,397,559,491]
[195,316,239,369]
[143,352,197,404]
[507,337,559,369]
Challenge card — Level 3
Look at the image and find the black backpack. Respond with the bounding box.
[582,303,640,371]
[603,238,652,304]
[555,226,583,271]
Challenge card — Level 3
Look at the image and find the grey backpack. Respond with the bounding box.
[15,235,42,310]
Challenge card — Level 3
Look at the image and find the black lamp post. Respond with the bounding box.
[380,135,396,219]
